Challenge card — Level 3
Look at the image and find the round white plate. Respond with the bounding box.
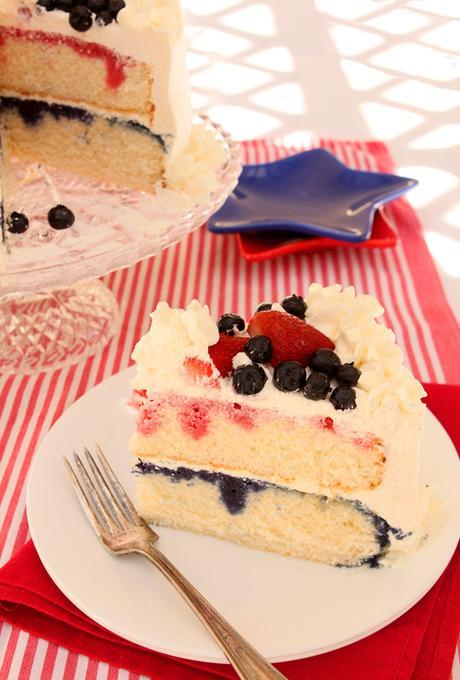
[26,368,460,663]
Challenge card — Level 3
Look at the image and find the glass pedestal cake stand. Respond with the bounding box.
[0,117,240,375]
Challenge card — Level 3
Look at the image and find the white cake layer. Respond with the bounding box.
[131,399,423,534]
[135,463,392,567]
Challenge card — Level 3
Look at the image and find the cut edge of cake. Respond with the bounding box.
[0,0,227,200]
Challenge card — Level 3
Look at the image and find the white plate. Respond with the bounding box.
[26,368,460,664]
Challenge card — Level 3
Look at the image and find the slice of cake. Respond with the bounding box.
[129,285,426,567]
[0,0,193,193]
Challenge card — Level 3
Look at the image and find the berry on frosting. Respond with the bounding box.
[108,0,126,19]
[273,361,306,392]
[330,385,357,411]
[183,357,218,387]
[304,372,330,400]
[37,0,125,30]
[256,302,272,313]
[96,9,113,24]
[336,362,361,386]
[55,0,73,11]
[308,348,341,377]
[244,336,272,364]
[37,0,55,10]
[88,0,106,11]
[69,5,93,31]
[281,294,307,319]
[233,364,267,395]
[208,334,246,377]
[247,310,334,367]
[47,204,75,230]
[7,212,29,234]
[217,313,245,336]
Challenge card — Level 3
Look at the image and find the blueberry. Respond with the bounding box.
[107,0,125,18]
[304,372,330,400]
[7,212,29,235]
[55,0,73,11]
[36,0,56,10]
[244,336,272,364]
[281,294,307,319]
[273,361,306,392]
[69,5,92,30]
[47,204,75,230]
[336,362,361,386]
[330,385,357,411]
[233,364,267,395]
[217,313,245,336]
[88,0,106,11]
[256,302,272,313]
[309,348,341,377]
[95,8,112,23]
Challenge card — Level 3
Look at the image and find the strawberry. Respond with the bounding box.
[208,334,247,377]
[183,357,216,384]
[247,310,334,367]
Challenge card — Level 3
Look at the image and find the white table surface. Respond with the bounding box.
[183,0,460,320]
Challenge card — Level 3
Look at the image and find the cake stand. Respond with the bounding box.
[0,116,241,375]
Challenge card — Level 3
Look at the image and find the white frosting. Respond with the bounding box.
[132,300,219,389]
[163,123,226,202]
[0,0,192,156]
[131,287,426,532]
[232,351,251,369]
[306,284,426,412]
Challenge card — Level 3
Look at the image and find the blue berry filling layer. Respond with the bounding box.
[133,460,406,566]
[134,459,268,516]
[0,97,167,151]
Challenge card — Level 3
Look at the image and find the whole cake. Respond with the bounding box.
[130,285,426,567]
[0,0,194,193]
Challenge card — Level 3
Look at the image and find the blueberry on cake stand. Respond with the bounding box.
[0,116,240,375]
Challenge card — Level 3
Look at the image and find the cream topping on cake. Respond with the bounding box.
[0,0,192,154]
[132,299,219,387]
[132,286,425,415]
[306,284,426,412]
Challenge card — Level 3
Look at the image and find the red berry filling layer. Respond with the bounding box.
[132,391,257,439]
[132,390,380,450]
[0,25,128,88]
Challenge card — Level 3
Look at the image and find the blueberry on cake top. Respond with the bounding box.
[129,284,427,567]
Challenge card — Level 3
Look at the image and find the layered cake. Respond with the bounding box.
[0,0,197,193]
[130,285,426,567]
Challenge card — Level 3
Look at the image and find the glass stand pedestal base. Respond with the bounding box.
[0,279,119,375]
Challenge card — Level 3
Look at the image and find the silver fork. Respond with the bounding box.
[64,445,288,680]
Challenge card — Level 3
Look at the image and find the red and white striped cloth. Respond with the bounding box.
[0,139,459,680]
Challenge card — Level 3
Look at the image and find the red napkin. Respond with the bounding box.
[0,383,458,680]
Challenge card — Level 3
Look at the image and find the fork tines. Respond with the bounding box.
[64,444,140,538]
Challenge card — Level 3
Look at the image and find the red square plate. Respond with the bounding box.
[237,207,397,262]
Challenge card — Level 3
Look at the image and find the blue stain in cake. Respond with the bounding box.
[0,97,167,151]
[133,460,407,566]
[134,460,268,515]
[208,148,418,243]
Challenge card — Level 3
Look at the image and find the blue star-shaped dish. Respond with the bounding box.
[208,148,417,242]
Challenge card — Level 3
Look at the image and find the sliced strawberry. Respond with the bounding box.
[183,357,221,388]
[247,310,334,367]
[209,334,247,377]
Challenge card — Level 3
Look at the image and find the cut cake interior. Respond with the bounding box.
[0,0,192,192]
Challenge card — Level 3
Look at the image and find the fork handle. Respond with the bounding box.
[140,544,288,680]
